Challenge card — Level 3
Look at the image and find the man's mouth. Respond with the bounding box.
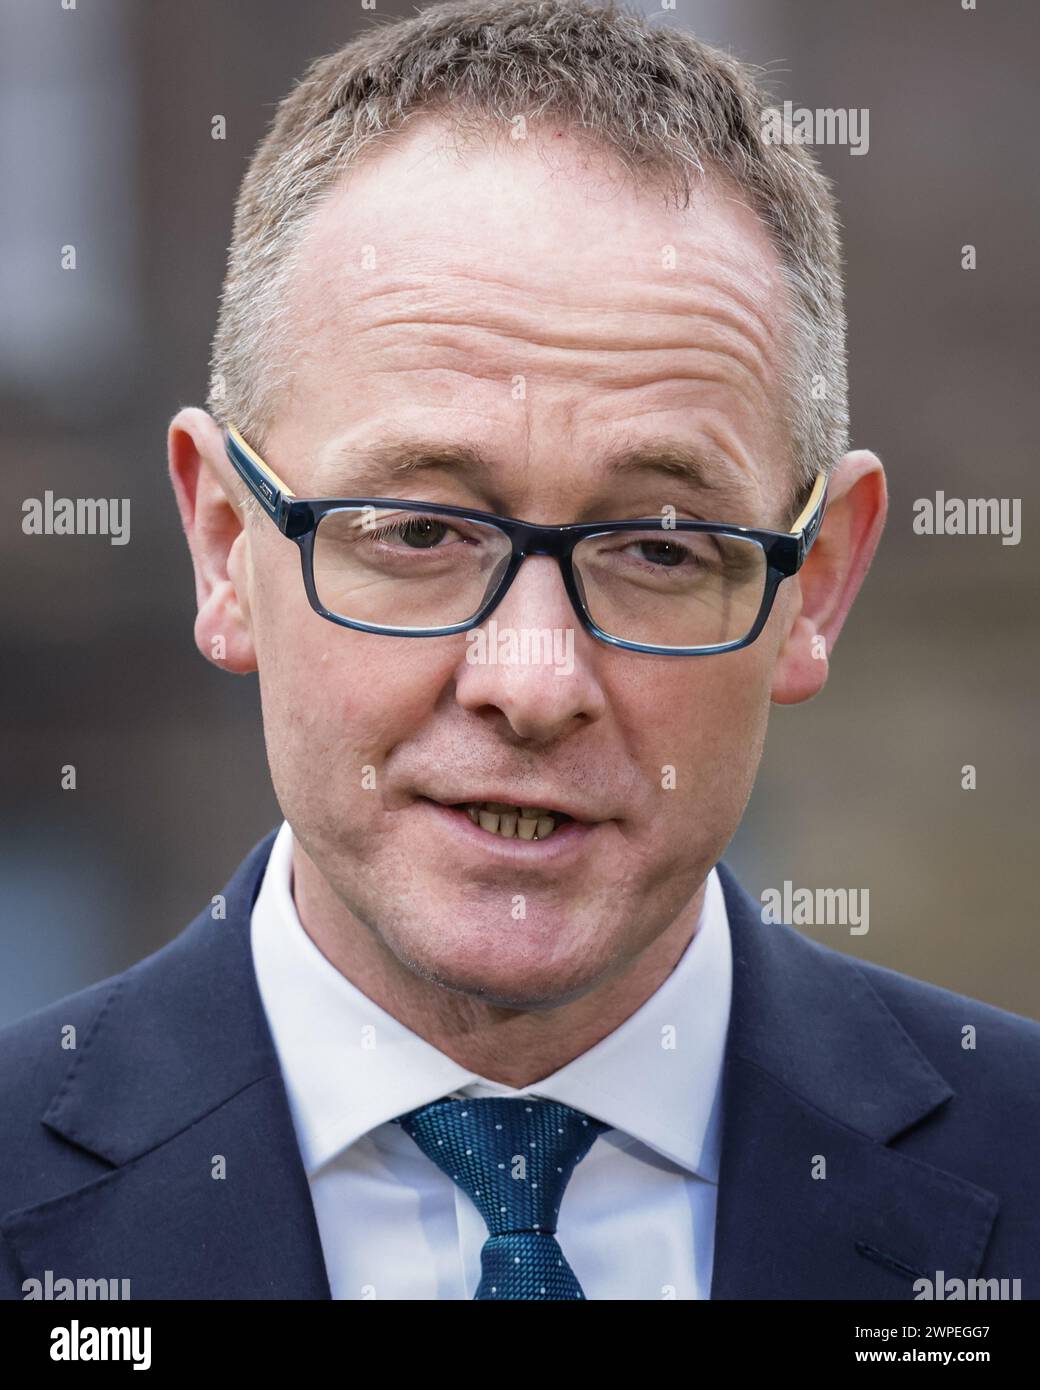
[451,800,573,841]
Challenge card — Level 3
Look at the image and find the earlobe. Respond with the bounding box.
[770,450,887,706]
[167,408,259,676]
[771,613,830,705]
[193,533,258,674]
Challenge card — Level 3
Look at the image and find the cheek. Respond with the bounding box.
[251,557,453,817]
[634,652,772,836]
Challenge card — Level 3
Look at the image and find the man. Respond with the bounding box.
[2,0,1037,1301]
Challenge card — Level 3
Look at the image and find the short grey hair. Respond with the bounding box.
[207,0,849,518]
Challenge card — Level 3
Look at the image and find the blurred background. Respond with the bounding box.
[2,0,1037,1026]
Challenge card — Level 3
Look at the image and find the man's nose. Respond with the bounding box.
[452,556,607,741]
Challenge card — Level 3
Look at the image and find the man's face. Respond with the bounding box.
[231,121,804,1008]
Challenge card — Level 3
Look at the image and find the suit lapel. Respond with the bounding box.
[710,861,999,1298]
[3,829,332,1299]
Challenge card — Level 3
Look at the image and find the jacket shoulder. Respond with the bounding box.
[0,921,203,1155]
[850,949,1040,1066]
[720,857,1040,1091]
[0,961,152,1232]
[840,947,1040,1175]
[0,827,277,1131]
[0,973,124,1118]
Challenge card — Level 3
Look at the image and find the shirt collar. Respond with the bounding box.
[250,820,732,1182]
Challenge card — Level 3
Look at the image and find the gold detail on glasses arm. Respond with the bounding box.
[226,424,298,500]
[789,467,828,535]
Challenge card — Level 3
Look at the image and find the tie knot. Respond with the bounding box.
[394,1096,608,1237]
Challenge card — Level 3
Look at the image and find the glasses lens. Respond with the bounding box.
[311,506,512,630]
[572,527,768,649]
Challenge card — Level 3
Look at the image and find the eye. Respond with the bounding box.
[367,516,454,548]
[605,532,723,571]
[626,538,696,568]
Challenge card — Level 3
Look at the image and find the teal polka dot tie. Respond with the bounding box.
[394,1095,609,1299]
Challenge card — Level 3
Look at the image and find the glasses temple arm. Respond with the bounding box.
[789,467,829,557]
[224,424,297,518]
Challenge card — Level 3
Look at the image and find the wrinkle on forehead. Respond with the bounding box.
[278,121,795,492]
[288,120,787,341]
[329,269,781,408]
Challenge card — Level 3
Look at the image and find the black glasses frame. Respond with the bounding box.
[223,424,829,656]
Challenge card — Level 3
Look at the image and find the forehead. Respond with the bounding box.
[273,116,795,519]
[288,116,788,338]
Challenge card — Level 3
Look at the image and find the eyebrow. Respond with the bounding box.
[599,439,757,516]
[312,440,490,496]
[310,435,758,519]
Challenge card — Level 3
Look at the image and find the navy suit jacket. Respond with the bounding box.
[2,827,1038,1300]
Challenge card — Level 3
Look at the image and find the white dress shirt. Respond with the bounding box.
[250,819,733,1300]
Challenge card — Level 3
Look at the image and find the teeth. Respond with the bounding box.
[461,800,562,840]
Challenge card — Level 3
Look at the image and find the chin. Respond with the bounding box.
[394,928,605,1011]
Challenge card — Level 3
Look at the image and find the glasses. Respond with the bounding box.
[223,425,829,656]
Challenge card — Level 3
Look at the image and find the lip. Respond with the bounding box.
[422,793,599,825]
[417,797,605,864]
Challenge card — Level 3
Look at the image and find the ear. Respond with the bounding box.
[167,407,258,674]
[771,449,887,705]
